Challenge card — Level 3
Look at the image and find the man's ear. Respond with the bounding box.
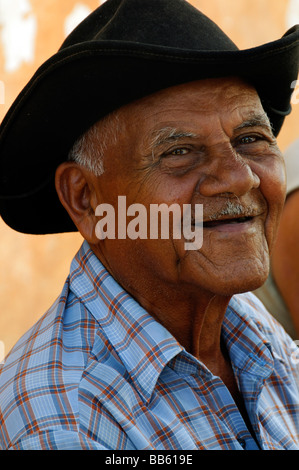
[55,162,99,244]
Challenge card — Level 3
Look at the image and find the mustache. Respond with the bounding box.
[207,200,260,221]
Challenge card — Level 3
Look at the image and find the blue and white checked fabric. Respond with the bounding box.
[0,241,299,450]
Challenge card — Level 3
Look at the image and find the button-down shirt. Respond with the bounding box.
[0,241,299,450]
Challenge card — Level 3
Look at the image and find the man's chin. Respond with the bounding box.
[212,273,269,297]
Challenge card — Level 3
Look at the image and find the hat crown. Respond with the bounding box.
[60,0,238,52]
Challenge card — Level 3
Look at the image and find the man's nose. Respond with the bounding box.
[196,144,260,197]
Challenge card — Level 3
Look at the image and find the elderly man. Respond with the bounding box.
[0,0,299,451]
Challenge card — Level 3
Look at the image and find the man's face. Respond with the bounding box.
[91,77,286,298]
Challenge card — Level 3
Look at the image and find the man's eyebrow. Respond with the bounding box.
[234,114,274,133]
[149,116,274,151]
[150,127,199,149]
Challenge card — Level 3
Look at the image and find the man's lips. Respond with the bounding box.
[202,215,254,228]
[189,199,266,231]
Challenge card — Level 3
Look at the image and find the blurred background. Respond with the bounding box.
[0,0,299,358]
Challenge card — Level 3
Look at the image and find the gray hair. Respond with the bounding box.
[67,110,121,176]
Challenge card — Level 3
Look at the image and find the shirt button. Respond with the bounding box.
[238,439,246,449]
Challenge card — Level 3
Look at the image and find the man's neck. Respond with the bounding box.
[130,285,231,364]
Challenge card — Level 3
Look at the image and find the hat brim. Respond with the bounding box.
[0,29,299,234]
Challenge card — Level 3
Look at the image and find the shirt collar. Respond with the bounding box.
[69,242,277,400]
[69,241,183,403]
[223,295,276,379]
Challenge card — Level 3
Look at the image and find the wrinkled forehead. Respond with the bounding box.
[120,76,264,119]
[114,76,270,143]
[150,75,257,101]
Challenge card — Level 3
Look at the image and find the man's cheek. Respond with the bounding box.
[258,161,286,212]
[265,205,285,255]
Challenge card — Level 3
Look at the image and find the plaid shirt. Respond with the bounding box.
[0,241,299,450]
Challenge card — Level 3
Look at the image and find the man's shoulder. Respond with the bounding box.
[233,291,291,335]
[0,276,97,370]
[0,277,99,450]
[232,291,299,371]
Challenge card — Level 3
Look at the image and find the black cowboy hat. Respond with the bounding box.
[0,0,298,234]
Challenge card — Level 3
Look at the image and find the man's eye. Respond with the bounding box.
[239,135,260,144]
[169,148,189,156]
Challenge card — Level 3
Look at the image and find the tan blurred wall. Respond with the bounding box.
[0,0,299,357]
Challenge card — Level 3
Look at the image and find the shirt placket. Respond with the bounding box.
[234,353,275,450]
[175,355,260,450]
[198,373,261,450]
